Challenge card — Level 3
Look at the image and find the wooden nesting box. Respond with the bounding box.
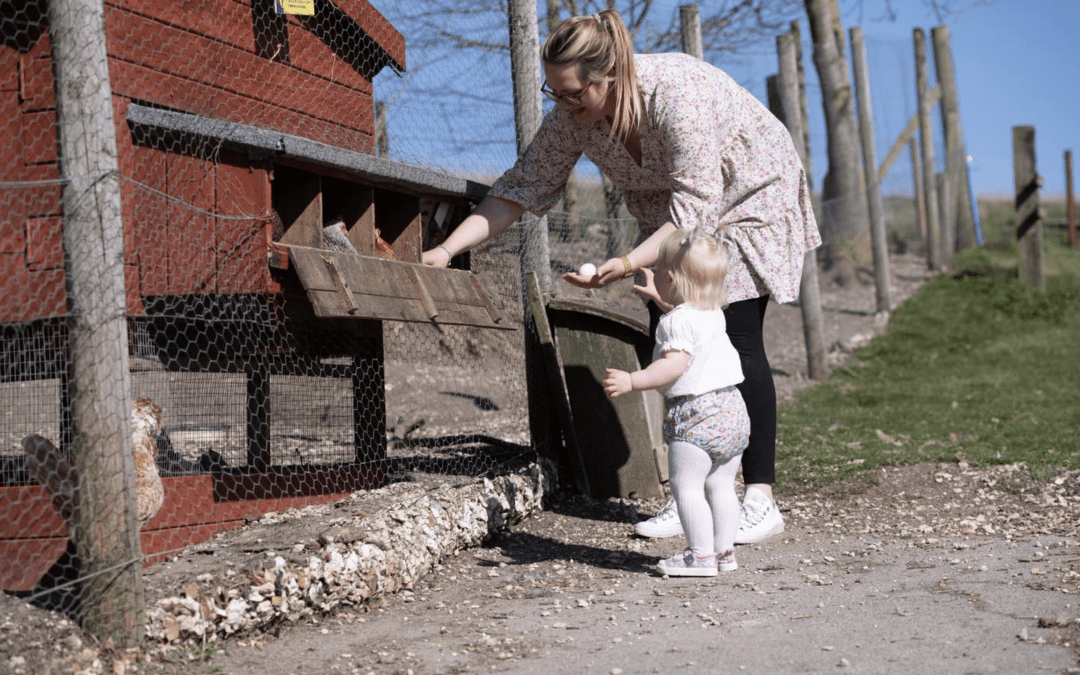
[0,0,513,591]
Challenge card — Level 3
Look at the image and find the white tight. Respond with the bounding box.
[668,440,742,555]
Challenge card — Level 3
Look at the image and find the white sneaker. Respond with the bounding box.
[735,487,784,544]
[634,498,683,538]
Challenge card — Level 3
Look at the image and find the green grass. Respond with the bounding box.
[776,208,1080,494]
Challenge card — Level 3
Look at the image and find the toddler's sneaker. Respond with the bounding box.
[634,498,682,538]
[657,550,717,577]
[717,549,738,572]
[735,487,784,544]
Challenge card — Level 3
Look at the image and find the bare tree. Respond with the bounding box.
[805,0,870,285]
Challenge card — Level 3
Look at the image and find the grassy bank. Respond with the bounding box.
[776,206,1080,493]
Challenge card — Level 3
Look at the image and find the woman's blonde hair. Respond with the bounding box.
[541,9,641,142]
[655,228,730,310]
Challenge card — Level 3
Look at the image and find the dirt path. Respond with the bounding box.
[198,462,1080,675]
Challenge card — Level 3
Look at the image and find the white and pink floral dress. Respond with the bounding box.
[488,52,821,304]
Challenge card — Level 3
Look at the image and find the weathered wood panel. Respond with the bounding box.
[289,247,514,329]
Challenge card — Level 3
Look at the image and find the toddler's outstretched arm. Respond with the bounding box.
[603,350,689,398]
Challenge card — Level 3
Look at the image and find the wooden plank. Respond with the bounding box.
[112,0,403,83]
[214,151,274,294]
[547,297,664,500]
[22,110,57,166]
[105,10,375,135]
[524,271,590,495]
[113,60,374,153]
[166,149,217,295]
[18,53,55,111]
[276,171,323,248]
[288,247,515,329]
[25,216,63,270]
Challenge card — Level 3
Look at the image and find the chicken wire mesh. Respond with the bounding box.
[0,0,958,635]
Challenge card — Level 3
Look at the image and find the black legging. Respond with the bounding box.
[649,295,776,485]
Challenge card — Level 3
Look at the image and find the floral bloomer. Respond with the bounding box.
[663,386,750,463]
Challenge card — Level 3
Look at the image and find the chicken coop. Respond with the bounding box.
[0,0,515,592]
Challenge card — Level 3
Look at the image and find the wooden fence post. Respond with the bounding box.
[1013,126,1044,289]
[1067,150,1076,249]
[850,27,892,314]
[932,26,976,251]
[910,137,928,242]
[48,0,143,647]
[914,28,943,271]
[679,4,703,60]
[777,32,830,380]
[507,0,558,460]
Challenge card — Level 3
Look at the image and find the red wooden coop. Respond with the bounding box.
[0,0,511,591]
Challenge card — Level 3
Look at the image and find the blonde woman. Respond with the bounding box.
[603,229,748,576]
[422,10,820,544]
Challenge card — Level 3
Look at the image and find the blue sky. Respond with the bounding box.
[373,1,1079,200]
[723,0,1080,199]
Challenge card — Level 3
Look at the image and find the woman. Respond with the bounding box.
[421,10,820,545]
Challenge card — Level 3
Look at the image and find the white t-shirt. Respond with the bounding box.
[653,304,744,398]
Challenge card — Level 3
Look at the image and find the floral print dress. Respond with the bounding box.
[488,52,821,304]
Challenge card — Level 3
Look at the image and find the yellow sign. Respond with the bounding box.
[278,0,314,15]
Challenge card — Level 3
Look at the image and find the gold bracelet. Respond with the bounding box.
[620,255,633,277]
[437,244,453,259]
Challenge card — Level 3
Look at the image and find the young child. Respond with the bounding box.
[603,228,750,577]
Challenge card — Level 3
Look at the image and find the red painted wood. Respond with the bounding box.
[18,53,55,112]
[0,464,385,591]
[22,110,57,166]
[0,538,69,592]
[111,60,374,153]
[166,152,216,296]
[0,45,18,91]
[25,216,63,271]
[332,0,406,70]
[105,11,376,137]
[215,153,274,295]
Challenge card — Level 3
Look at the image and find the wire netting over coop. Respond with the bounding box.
[0,0,533,595]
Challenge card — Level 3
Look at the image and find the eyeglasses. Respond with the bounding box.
[541,80,591,106]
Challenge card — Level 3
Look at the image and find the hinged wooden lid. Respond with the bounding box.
[288,246,515,330]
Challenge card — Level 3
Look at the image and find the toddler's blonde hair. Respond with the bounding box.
[655,228,730,310]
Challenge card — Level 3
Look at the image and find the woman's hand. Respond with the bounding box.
[602,368,633,398]
[421,246,452,268]
[562,256,631,289]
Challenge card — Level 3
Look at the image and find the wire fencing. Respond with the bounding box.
[0,0,955,644]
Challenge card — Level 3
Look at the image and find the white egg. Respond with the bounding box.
[578,262,597,277]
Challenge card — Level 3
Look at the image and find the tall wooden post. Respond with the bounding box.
[850,27,891,313]
[910,137,928,241]
[48,0,143,646]
[777,32,830,380]
[507,0,559,462]
[914,28,942,271]
[679,4,703,60]
[932,26,976,250]
[507,0,551,287]
[1067,150,1076,249]
[1013,126,1044,289]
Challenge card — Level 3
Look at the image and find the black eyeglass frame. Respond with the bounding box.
[540,80,591,106]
